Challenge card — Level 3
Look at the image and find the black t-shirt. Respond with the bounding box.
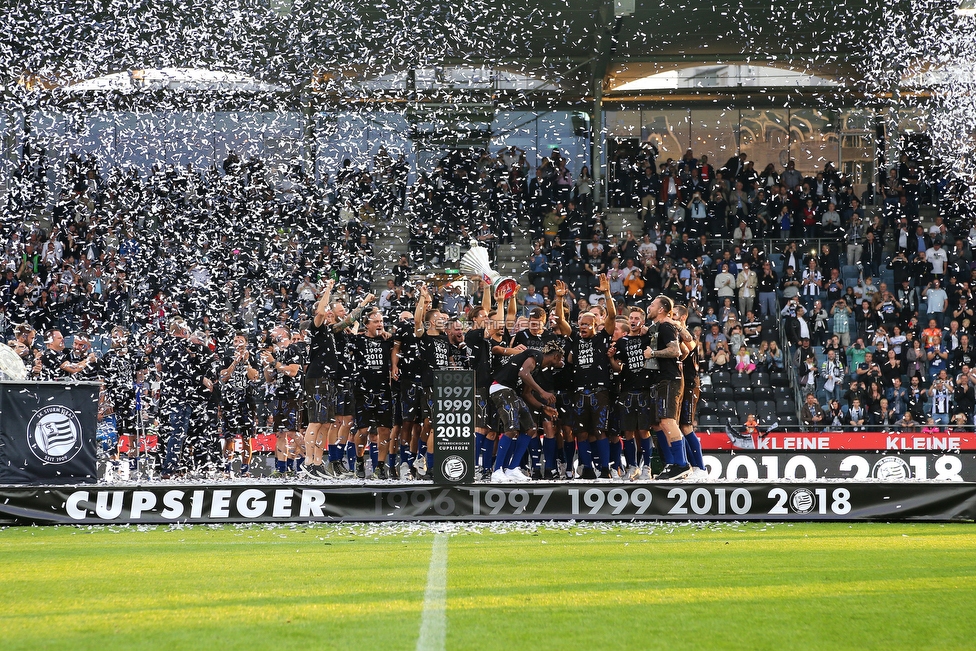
[353,334,393,394]
[647,321,682,381]
[40,348,66,381]
[222,351,257,406]
[274,343,305,399]
[100,347,135,395]
[465,328,492,388]
[614,334,651,390]
[493,349,543,391]
[418,332,451,387]
[571,330,612,389]
[306,321,337,379]
[682,338,701,384]
[394,323,422,381]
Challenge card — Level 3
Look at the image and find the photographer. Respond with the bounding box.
[685,191,707,236]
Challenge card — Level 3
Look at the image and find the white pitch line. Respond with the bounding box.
[416,533,448,651]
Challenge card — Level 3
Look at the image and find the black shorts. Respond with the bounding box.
[617,389,653,432]
[355,388,394,429]
[679,377,700,428]
[475,388,498,432]
[655,378,684,422]
[422,386,435,420]
[334,381,356,417]
[572,388,610,436]
[272,397,301,431]
[222,400,255,437]
[400,381,424,423]
[305,376,336,424]
[489,387,536,434]
[110,391,136,437]
[556,391,575,424]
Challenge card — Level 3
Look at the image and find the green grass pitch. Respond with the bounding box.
[1,522,975,650]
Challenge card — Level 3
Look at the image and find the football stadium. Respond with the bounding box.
[2,1,976,648]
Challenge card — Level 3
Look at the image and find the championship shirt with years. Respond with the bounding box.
[571,330,613,389]
[614,334,652,390]
[353,335,393,394]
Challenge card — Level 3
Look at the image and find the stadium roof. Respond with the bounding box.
[5,0,886,106]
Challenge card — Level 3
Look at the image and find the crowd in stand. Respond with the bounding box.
[4,139,976,481]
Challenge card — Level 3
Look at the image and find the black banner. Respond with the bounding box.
[1,482,975,525]
[432,370,476,484]
[701,452,976,481]
[0,382,100,484]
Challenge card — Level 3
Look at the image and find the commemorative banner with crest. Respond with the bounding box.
[0,381,100,484]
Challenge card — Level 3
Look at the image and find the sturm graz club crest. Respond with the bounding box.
[441,455,467,481]
[27,405,83,464]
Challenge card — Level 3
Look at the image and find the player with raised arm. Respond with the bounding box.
[554,275,617,479]
[353,309,395,479]
[464,283,498,480]
[488,340,564,482]
[610,315,655,480]
[219,333,260,477]
[413,283,451,480]
[300,280,337,479]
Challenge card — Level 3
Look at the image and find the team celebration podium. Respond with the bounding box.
[0,381,100,484]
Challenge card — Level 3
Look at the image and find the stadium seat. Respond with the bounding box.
[715,399,738,416]
[776,399,797,415]
[699,382,715,398]
[699,413,721,428]
[770,371,788,386]
[697,399,715,414]
[773,386,793,401]
[752,371,770,387]
[842,265,859,280]
[730,372,751,390]
[713,385,735,399]
[710,370,731,386]
[736,400,757,418]
[756,399,776,411]
[757,404,778,423]
[779,414,799,427]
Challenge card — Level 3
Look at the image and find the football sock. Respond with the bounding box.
[543,437,557,470]
[426,452,435,471]
[295,457,304,472]
[494,436,513,471]
[655,430,674,464]
[563,441,576,469]
[529,437,542,470]
[670,439,689,466]
[275,459,287,473]
[611,439,623,469]
[286,459,294,472]
[240,463,249,474]
[577,440,593,468]
[369,442,378,469]
[684,432,705,469]
[639,437,654,468]
[328,444,339,463]
[624,438,637,468]
[474,432,486,466]
[388,453,398,469]
[507,434,533,470]
[482,438,495,470]
[595,438,611,470]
